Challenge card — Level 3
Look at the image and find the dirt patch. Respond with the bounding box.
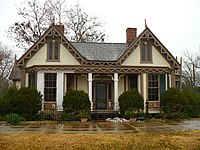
[1,130,200,149]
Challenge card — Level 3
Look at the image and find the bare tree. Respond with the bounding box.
[0,43,13,94]
[182,51,200,87]
[7,0,54,50]
[47,0,65,24]
[7,0,105,50]
[63,4,105,42]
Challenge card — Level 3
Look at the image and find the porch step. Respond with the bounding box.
[91,110,121,120]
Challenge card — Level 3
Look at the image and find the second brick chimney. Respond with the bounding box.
[55,24,64,34]
[126,28,137,44]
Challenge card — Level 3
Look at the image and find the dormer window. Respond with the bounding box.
[141,41,152,63]
[47,39,59,61]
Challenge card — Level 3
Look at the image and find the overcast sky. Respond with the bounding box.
[0,0,200,59]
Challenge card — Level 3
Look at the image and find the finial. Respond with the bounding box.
[145,19,147,28]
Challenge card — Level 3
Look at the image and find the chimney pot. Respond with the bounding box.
[126,28,137,44]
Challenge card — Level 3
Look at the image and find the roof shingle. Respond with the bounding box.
[72,42,127,61]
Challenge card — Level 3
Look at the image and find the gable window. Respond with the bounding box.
[47,39,59,61]
[128,74,138,90]
[141,41,152,63]
[148,74,158,101]
[44,73,57,102]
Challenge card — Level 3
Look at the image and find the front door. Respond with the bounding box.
[96,83,107,110]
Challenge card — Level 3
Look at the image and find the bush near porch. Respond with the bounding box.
[160,87,200,119]
[62,89,91,120]
[118,89,144,117]
[0,86,42,121]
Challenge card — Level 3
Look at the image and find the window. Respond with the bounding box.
[66,74,74,91]
[128,74,138,90]
[44,73,57,102]
[28,72,37,88]
[148,74,158,101]
[141,41,152,62]
[47,40,59,61]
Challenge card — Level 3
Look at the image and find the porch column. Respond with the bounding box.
[138,74,141,94]
[114,73,119,111]
[171,70,175,88]
[142,73,147,113]
[88,73,93,110]
[165,73,168,91]
[57,71,64,111]
[37,71,44,111]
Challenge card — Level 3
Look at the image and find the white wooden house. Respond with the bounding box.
[10,24,181,113]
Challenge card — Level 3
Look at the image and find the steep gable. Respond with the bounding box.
[17,25,86,67]
[26,43,80,67]
[122,45,171,68]
[118,27,180,70]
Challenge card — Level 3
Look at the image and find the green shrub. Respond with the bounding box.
[63,89,91,116]
[6,114,25,125]
[182,86,200,117]
[161,88,189,119]
[0,86,19,115]
[118,89,144,116]
[18,87,42,115]
[0,86,42,116]
[61,113,80,121]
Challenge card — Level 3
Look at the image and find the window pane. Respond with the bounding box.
[48,43,53,60]
[128,75,138,90]
[66,74,74,91]
[147,45,152,61]
[148,74,158,101]
[141,44,146,61]
[44,73,57,102]
[28,72,37,88]
[54,43,59,60]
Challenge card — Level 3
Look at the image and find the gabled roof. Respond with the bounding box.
[16,24,180,70]
[17,25,86,67]
[72,42,127,61]
[117,27,180,69]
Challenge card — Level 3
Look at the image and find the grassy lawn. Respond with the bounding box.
[1,130,200,150]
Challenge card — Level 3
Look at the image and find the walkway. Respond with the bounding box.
[0,119,200,134]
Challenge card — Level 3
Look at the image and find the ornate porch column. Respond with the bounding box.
[114,73,119,111]
[88,73,93,110]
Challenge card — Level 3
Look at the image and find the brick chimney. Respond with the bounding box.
[55,24,64,34]
[126,28,137,44]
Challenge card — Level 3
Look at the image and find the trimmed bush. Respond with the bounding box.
[0,86,42,118]
[6,114,25,125]
[18,87,42,115]
[118,89,144,116]
[161,88,189,119]
[62,89,91,119]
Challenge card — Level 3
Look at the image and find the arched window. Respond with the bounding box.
[141,41,152,63]
[47,39,59,61]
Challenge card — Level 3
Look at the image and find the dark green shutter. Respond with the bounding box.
[167,74,170,88]
[160,74,166,96]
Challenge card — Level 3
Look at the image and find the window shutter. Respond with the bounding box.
[160,74,166,96]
